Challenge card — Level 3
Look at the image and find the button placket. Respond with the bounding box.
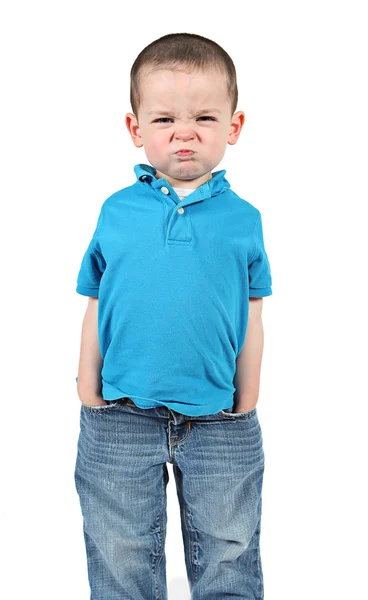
[157,182,197,242]
[160,184,186,216]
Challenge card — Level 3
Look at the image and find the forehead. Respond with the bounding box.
[139,68,229,111]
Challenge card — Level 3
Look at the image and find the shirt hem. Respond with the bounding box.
[76,284,99,296]
[102,389,235,417]
[249,287,272,297]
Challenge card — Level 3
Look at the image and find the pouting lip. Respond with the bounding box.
[175,150,195,154]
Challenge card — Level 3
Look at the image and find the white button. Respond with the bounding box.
[178,207,184,214]
[161,186,169,194]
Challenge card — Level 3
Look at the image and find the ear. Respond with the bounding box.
[228,111,246,146]
[125,113,144,148]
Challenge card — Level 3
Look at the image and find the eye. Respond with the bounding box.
[153,116,216,123]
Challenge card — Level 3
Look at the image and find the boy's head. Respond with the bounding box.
[125,33,245,189]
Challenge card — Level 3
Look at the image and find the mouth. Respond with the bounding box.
[175,150,194,157]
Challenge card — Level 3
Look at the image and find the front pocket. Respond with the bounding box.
[81,401,119,411]
[218,407,257,419]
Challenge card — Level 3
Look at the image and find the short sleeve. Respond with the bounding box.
[76,206,106,297]
[248,211,273,297]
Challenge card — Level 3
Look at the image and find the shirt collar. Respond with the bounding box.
[134,163,230,198]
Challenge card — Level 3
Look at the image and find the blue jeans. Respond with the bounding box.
[74,397,265,599]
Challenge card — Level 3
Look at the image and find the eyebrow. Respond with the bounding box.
[148,108,222,116]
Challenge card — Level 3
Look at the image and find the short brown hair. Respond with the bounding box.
[130,33,238,119]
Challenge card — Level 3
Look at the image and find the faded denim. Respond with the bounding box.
[74,397,265,599]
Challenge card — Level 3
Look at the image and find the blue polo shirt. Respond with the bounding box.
[76,163,272,416]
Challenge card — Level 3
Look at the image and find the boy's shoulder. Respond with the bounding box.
[100,182,138,208]
[95,182,147,219]
[226,189,261,219]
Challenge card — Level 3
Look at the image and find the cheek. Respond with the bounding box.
[207,136,225,154]
[146,133,167,153]
[202,127,223,143]
[210,128,229,150]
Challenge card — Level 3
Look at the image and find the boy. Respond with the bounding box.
[74,33,272,600]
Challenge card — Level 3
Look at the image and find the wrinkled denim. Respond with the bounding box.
[74,397,265,599]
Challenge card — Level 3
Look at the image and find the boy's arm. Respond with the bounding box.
[233,297,264,412]
[77,297,107,406]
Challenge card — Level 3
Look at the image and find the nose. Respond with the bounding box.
[175,131,195,141]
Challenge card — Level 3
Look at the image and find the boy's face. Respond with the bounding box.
[126,68,245,189]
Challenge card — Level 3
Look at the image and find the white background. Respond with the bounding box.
[1,1,367,598]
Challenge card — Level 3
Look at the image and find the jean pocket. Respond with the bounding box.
[218,406,257,419]
[81,400,119,412]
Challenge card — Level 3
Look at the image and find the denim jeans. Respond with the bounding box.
[74,397,265,600]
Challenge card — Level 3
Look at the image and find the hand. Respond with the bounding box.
[80,395,108,408]
[232,402,258,413]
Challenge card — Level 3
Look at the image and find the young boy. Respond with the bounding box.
[74,33,272,600]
